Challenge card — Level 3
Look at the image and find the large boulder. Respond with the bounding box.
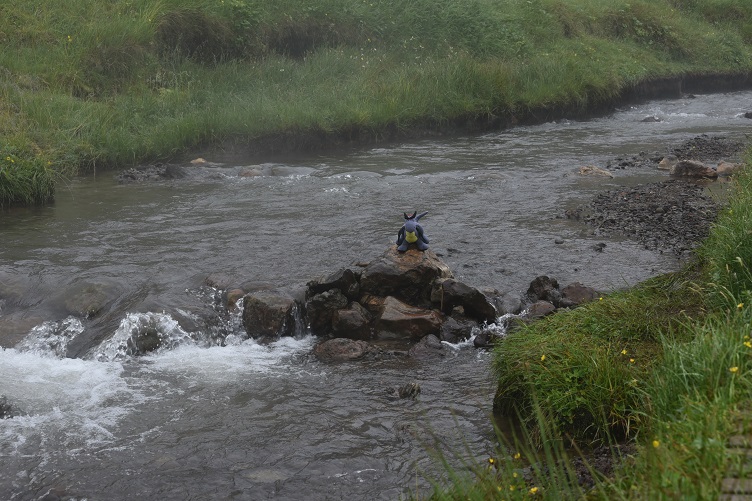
[359,248,453,307]
[313,338,382,362]
[431,278,497,323]
[374,296,443,341]
[305,289,348,336]
[242,291,299,340]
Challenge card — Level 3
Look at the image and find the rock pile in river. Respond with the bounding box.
[239,247,599,362]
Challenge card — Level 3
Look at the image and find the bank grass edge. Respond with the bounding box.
[428,152,752,499]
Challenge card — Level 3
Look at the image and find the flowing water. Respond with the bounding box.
[1,91,751,500]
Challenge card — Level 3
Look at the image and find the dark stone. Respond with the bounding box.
[332,302,372,340]
[306,268,361,300]
[408,334,445,359]
[313,338,382,362]
[305,289,348,336]
[745,112,752,119]
[242,291,298,340]
[432,278,497,323]
[526,300,556,319]
[439,316,475,343]
[561,282,598,307]
[63,281,117,318]
[374,296,443,341]
[527,276,561,305]
[397,382,421,399]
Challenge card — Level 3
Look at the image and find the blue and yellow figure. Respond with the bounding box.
[396,211,429,252]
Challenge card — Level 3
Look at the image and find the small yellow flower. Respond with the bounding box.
[530,486,539,494]
[738,303,744,309]
[599,297,603,301]
[629,358,635,364]
[744,341,752,348]
[621,349,628,355]
[513,472,518,478]
[540,354,546,362]
[488,457,495,465]
[652,440,660,448]
[509,485,515,491]
[514,452,521,459]
[730,367,739,373]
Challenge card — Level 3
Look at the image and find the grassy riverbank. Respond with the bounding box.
[2,0,752,205]
[426,150,752,499]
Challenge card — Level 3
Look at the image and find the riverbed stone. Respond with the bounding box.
[313,337,382,362]
[306,268,361,300]
[439,316,475,343]
[560,282,598,307]
[527,276,562,306]
[526,300,557,319]
[431,278,497,323]
[359,248,453,307]
[658,155,678,170]
[63,281,117,318]
[0,395,17,419]
[670,159,718,178]
[716,161,743,177]
[305,289,349,336]
[408,334,445,359]
[374,296,443,340]
[331,302,372,340]
[242,291,298,339]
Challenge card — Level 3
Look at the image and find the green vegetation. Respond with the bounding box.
[2,0,752,205]
[427,151,752,499]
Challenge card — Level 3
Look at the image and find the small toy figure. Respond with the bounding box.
[396,211,429,252]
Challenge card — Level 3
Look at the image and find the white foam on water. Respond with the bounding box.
[138,334,318,382]
[0,348,145,455]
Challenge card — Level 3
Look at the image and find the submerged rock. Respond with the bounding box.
[313,338,382,362]
[407,334,445,359]
[242,291,299,340]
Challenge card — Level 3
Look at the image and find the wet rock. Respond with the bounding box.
[242,291,299,340]
[306,268,361,300]
[63,281,117,318]
[439,316,475,343]
[359,248,453,307]
[670,159,717,178]
[224,289,245,310]
[561,282,598,307]
[578,166,614,178]
[641,115,662,123]
[716,161,743,177]
[489,292,523,316]
[525,301,556,319]
[658,155,678,170]
[305,289,348,336]
[313,338,382,362]
[0,313,44,348]
[331,302,372,340]
[432,278,497,323]
[745,112,752,119]
[408,334,445,359]
[375,296,443,341]
[527,276,561,305]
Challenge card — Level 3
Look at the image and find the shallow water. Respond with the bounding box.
[1,90,751,500]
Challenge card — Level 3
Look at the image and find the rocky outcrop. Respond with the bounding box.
[312,337,383,362]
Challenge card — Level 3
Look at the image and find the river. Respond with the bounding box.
[1,90,751,500]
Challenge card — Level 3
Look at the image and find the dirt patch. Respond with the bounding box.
[567,135,746,256]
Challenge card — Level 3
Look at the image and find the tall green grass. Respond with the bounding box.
[2,0,752,205]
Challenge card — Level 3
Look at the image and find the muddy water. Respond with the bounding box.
[1,91,751,500]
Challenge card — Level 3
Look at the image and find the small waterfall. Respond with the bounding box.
[15,317,85,358]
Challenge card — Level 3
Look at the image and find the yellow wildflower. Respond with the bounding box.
[541,354,546,362]
[629,358,635,364]
[744,341,752,348]
[514,452,521,459]
[652,440,660,448]
[738,303,744,309]
[730,367,739,373]
[621,349,627,355]
[530,486,539,494]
